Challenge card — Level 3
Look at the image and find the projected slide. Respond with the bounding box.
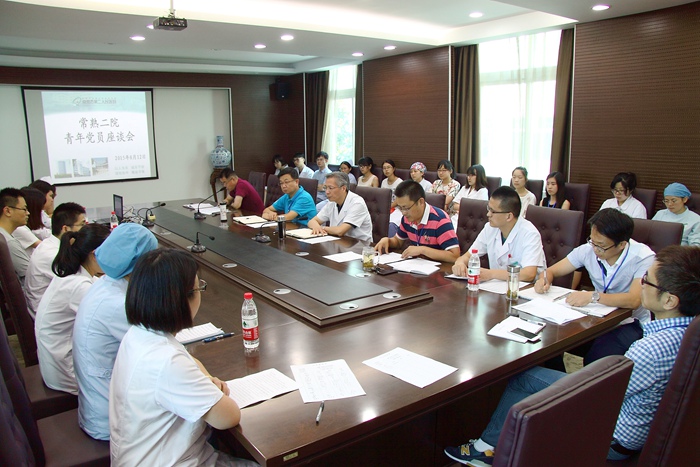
[24,88,158,185]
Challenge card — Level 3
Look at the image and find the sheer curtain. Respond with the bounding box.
[322,65,357,165]
[478,31,561,184]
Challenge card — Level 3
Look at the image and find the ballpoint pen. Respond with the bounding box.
[553,292,572,302]
[203,332,234,343]
[315,401,325,424]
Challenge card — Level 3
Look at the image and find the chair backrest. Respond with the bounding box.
[265,174,283,207]
[371,165,384,184]
[487,176,502,197]
[631,218,683,254]
[525,179,545,205]
[424,171,438,183]
[0,365,35,466]
[425,193,446,211]
[394,168,410,181]
[0,234,38,367]
[636,316,700,466]
[248,171,267,202]
[634,188,657,219]
[684,192,700,215]
[354,186,391,243]
[455,172,467,189]
[350,166,361,184]
[493,355,633,467]
[298,177,320,204]
[455,198,489,268]
[565,183,591,220]
[525,205,584,288]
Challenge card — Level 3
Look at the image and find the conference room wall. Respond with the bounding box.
[570,2,700,217]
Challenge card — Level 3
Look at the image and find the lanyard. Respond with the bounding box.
[416,225,426,246]
[597,246,630,293]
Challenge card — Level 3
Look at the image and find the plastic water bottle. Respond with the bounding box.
[241,292,259,349]
[109,211,119,231]
[467,249,480,292]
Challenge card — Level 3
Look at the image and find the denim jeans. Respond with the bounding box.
[480,366,567,447]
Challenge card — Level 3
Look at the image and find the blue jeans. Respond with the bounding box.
[480,366,567,447]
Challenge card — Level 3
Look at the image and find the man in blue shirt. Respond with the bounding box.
[262,167,316,226]
[312,151,332,209]
[444,245,700,465]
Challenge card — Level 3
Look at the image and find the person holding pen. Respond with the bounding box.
[533,208,655,364]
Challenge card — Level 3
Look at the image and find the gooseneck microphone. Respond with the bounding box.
[253,222,277,243]
[137,202,166,227]
[191,231,215,253]
[195,187,226,220]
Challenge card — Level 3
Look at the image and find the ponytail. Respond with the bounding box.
[52,224,110,277]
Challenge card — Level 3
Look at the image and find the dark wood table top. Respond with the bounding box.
[152,202,631,466]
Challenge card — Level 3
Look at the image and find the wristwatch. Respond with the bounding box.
[591,291,600,303]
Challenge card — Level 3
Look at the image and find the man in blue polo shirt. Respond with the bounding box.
[262,167,316,226]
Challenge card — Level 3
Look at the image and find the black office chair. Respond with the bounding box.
[683,192,700,215]
[355,186,391,243]
[525,179,545,205]
[631,218,683,254]
[455,198,489,268]
[487,176,502,197]
[265,174,283,207]
[634,188,657,219]
[394,168,410,181]
[248,171,267,202]
[298,177,320,204]
[425,193,446,211]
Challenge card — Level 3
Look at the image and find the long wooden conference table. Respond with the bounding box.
[150,202,631,466]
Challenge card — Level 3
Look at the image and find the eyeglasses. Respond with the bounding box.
[486,206,509,214]
[641,272,666,292]
[611,189,628,196]
[397,201,417,213]
[323,185,340,191]
[663,197,682,205]
[189,279,207,294]
[7,205,28,213]
[279,179,295,186]
[437,168,450,173]
[587,236,617,253]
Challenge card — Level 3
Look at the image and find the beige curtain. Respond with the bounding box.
[305,71,329,159]
[550,28,574,177]
[452,45,480,173]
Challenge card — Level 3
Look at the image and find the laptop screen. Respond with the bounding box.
[113,194,124,221]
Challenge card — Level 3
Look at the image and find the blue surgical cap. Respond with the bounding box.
[95,223,158,279]
[664,183,691,199]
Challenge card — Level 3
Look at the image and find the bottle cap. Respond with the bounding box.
[244,292,253,300]
[471,249,478,254]
[111,211,116,214]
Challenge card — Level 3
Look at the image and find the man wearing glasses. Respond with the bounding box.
[219,168,265,216]
[0,187,31,283]
[535,208,655,364]
[375,180,460,263]
[262,167,316,226]
[452,186,545,281]
[308,172,373,242]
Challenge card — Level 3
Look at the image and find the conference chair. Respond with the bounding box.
[0,321,109,466]
[394,168,410,181]
[455,172,467,189]
[298,177,320,204]
[607,316,700,466]
[631,218,683,254]
[565,183,591,218]
[0,234,37,367]
[634,188,657,219]
[0,285,15,336]
[683,192,700,214]
[493,355,633,467]
[348,183,357,193]
[425,193,446,211]
[424,170,438,183]
[350,166,361,184]
[486,176,502,197]
[525,205,584,288]
[265,174,283,207]
[328,164,340,172]
[355,186,391,243]
[371,164,384,184]
[525,179,544,205]
[454,198,489,268]
[248,171,267,202]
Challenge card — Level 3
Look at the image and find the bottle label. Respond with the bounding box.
[242,317,259,341]
[467,270,480,286]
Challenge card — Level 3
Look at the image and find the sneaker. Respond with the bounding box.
[444,440,495,466]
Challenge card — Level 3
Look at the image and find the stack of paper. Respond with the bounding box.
[183,202,214,210]
[323,251,362,263]
[233,215,268,225]
[512,298,586,325]
[488,316,545,343]
[518,285,573,302]
[290,359,366,403]
[175,323,223,344]
[518,286,618,317]
[226,368,299,408]
[389,258,441,275]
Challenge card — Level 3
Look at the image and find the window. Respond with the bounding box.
[478,31,561,186]
[322,65,357,165]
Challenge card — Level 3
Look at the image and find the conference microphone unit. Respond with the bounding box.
[195,187,226,220]
[191,231,215,253]
[253,222,277,243]
[137,202,166,227]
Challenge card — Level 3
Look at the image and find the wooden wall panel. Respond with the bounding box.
[0,67,305,178]
[570,3,700,217]
[363,47,450,172]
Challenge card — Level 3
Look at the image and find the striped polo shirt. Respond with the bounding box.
[397,204,459,251]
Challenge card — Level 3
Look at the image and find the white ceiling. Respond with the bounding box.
[0,0,695,75]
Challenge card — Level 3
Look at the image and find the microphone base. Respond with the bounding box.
[253,234,271,243]
[191,243,207,253]
[194,212,207,220]
[142,220,155,228]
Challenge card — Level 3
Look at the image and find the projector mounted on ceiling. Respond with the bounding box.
[153,1,187,31]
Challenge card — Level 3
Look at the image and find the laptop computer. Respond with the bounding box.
[94,194,124,225]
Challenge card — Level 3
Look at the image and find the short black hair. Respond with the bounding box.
[53,223,110,277]
[655,245,700,317]
[437,160,453,174]
[20,187,45,231]
[293,152,305,161]
[588,208,634,245]
[316,151,329,160]
[491,186,521,218]
[219,168,236,179]
[395,180,425,202]
[51,202,86,237]
[610,172,637,192]
[272,154,285,164]
[358,156,374,168]
[126,249,198,333]
[0,187,22,211]
[29,179,56,196]
[278,167,299,180]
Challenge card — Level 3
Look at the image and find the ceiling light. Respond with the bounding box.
[352,52,364,57]
[469,12,484,18]
[384,45,396,51]
[592,4,610,11]
[281,34,294,41]
[254,44,266,49]
[130,35,145,41]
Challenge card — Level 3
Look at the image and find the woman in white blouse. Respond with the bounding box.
[109,249,256,466]
[511,166,536,217]
[380,159,403,208]
[450,164,489,226]
[599,172,647,219]
[35,223,110,394]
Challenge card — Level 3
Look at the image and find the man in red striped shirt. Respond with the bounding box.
[375,180,460,263]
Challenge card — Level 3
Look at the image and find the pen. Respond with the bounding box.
[315,401,324,424]
[519,316,547,327]
[553,292,571,302]
[203,332,234,343]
